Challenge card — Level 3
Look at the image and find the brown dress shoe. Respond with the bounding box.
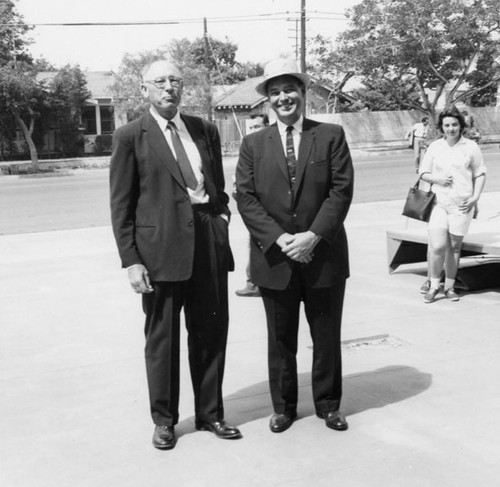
[152,425,176,450]
[195,420,242,439]
[317,411,349,431]
[269,413,296,433]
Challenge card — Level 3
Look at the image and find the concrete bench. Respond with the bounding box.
[387,220,500,273]
[386,220,500,290]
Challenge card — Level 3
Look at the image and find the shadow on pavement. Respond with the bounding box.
[174,364,432,437]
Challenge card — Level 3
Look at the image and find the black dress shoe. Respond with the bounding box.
[317,411,348,431]
[152,425,176,450]
[269,413,296,433]
[195,420,242,439]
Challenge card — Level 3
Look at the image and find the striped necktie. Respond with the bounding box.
[286,125,297,185]
[167,121,198,190]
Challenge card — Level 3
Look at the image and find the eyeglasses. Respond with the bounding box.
[145,77,182,89]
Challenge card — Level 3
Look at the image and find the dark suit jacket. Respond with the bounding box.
[110,111,232,282]
[236,118,354,290]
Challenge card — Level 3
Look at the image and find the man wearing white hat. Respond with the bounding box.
[236,58,354,433]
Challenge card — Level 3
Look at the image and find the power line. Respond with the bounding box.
[1,19,289,27]
[310,11,347,15]
[308,17,348,21]
[0,11,347,28]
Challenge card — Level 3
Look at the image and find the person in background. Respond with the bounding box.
[462,110,480,143]
[419,106,486,304]
[236,58,354,434]
[110,59,241,450]
[462,110,474,132]
[248,113,269,133]
[234,113,269,297]
[406,116,429,172]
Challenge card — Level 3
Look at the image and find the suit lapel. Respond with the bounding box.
[143,112,186,189]
[268,125,290,182]
[182,114,217,197]
[182,114,210,175]
[295,118,315,192]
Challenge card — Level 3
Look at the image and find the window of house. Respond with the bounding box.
[81,106,97,135]
[100,106,115,134]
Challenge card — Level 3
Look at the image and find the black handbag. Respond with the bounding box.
[402,179,435,222]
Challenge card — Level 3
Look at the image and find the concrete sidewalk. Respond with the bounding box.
[1,194,500,487]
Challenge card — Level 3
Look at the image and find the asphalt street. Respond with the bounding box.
[1,145,499,235]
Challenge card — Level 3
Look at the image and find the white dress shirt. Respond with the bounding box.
[276,115,303,158]
[149,108,209,205]
[413,122,428,138]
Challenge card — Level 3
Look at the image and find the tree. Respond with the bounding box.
[307,35,360,113]
[307,34,349,86]
[111,49,165,122]
[0,108,17,160]
[46,65,91,157]
[349,78,423,112]
[467,47,499,106]
[308,34,423,112]
[111,45,211,122]
[0,0,32,65]
[168,39,212,117]
[0,0,49,165]
[190,36,263,84]
[111,36,263,122]
[318,0,500,122]
[0,61,47,167]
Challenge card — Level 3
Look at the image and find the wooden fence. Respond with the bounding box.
[214,107,500,152]
[214,119,245,154]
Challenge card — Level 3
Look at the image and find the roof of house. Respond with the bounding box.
[213,75,359,109]
[37,71,116,100]
[213,76,267,109]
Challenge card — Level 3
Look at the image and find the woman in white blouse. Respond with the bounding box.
[418,106,487,303]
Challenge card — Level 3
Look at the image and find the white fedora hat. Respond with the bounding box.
[255,58,311,96]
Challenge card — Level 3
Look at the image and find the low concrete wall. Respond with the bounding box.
[311,107,500,149]
[466,107,500,141]
[0,156,110,175]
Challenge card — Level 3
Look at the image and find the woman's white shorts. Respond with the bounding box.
[428,202,474,236]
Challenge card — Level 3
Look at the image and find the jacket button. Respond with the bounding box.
[188,220,193,226]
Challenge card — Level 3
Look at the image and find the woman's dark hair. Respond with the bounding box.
[437,106,466,135]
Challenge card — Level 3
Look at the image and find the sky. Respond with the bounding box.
[15,0,362,71]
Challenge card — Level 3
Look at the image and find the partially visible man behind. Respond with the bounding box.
[236,59,354,434]
[248,113,269,133]
[110,59,241,450]
[235,113,269,297]
[406,116,429,172]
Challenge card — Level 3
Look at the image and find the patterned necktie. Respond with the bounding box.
[167,121,198,190]
[285,125,297,186]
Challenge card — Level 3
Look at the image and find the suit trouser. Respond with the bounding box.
[260,267,346,416]
[142,206,230,427]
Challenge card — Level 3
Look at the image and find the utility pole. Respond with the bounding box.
[300,0,306,73]
[287,18,299,62]
[203,17,210,69]
[203,17,212,120]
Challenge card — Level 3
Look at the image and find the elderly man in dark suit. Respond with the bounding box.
[110,59,241,450]
[236,58,354,433]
